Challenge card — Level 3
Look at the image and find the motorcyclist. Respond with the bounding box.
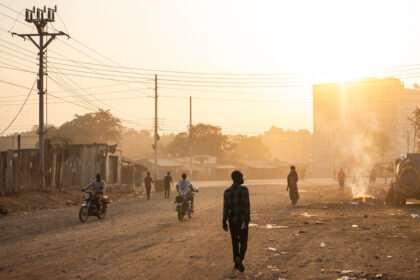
[176,173,196,213]
[82,173,106,215]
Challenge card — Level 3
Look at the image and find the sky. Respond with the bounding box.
[1,0,420,136]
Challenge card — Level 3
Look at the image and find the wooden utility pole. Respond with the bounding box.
[154,74,158,184]
[12,6,69,188]
[189,96,192,179]
[414,118,418,153]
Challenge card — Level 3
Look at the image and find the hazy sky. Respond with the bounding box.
[1,0,420,136]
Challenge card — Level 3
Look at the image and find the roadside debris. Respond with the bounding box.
[410,214,419,218]
[248,223,258,227]
[302,212,316,217]
[264,224,288,229]
[267,265,280,271]
[267,247,277,251]
[351,224,358,228]
[320,242,326,248]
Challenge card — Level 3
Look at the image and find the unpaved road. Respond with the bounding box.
[0,179,419,280]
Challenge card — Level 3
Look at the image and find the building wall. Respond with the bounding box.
[313,78,420,166]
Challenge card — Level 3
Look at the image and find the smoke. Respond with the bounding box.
[332,102,388,197]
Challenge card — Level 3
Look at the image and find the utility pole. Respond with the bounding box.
[414,118,418,153]
[189,96,192,179]
[154,74,158,184]
[12,6,69,188]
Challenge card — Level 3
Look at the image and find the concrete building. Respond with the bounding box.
[312,77,420,176]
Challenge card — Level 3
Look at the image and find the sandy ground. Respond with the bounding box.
[0,179,419,280]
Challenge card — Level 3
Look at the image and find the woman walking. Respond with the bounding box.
[287,166,300,207]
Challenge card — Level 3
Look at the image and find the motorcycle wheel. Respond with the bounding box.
[177,210,183,221]
[79,206,88,222]
[98,206,107,219]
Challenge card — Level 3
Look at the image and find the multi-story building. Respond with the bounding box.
[312,77,420,172]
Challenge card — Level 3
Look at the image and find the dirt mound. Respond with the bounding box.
[0,185,145,214]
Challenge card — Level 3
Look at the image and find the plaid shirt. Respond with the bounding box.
[223,184,250,225]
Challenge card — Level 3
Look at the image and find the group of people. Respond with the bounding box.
[84,166,301,274]
[143,171,195,207]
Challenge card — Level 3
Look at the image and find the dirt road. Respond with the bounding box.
[0,180,419,280]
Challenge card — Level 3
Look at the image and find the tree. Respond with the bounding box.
[262,126,312,161]
[413,107,420,151]
[164,123,229,159]
[46,109,122,145]
[230,135,270,160]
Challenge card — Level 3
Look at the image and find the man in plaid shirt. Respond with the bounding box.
[222,170,250,272]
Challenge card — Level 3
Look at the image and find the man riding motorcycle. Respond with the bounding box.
[176,173,195,214]
[82,173,106,215]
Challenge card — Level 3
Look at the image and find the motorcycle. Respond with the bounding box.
[175,186,198,221]
[79,191,110,222]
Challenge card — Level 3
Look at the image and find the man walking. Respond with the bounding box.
[164,171,173,199]
[337,168,346,191]
[222,170,250,272]
[287,165,299,207]
[144,171,153,200]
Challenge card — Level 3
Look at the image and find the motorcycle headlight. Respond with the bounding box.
[84,193,90,200]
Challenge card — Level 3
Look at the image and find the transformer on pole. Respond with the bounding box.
[12,6,69,188]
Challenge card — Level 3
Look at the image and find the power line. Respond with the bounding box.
[0,79,36,136]
[48,64,103,110]
[48,74,100,111]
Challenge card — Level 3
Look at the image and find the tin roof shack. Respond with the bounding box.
[121,157,147,188]
[138,158,184,179]
[0,140,54,195]
[58,143,122,188]
[177,155,217,180]
[137,158,183,191]
[211,164,237,180]
[272,160,291,178]
[236,159,279,179]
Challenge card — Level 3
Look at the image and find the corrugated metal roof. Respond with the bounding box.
[237,159,276,169]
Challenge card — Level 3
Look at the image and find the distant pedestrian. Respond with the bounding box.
[369,169,376,183]
[144,171,154,200]
[164,171,173,199]
[287,165,299,207]
[337,169,346,191]
[383,168,390,185]
[222,170,250,272]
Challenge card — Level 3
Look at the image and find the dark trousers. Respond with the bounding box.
[146,187,151,200]
[339,179,345,190]
[93,193,102,213]
[229,223,248,262]
[164,186,170,199]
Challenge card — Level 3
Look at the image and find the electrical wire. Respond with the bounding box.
[0,79,36,135]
